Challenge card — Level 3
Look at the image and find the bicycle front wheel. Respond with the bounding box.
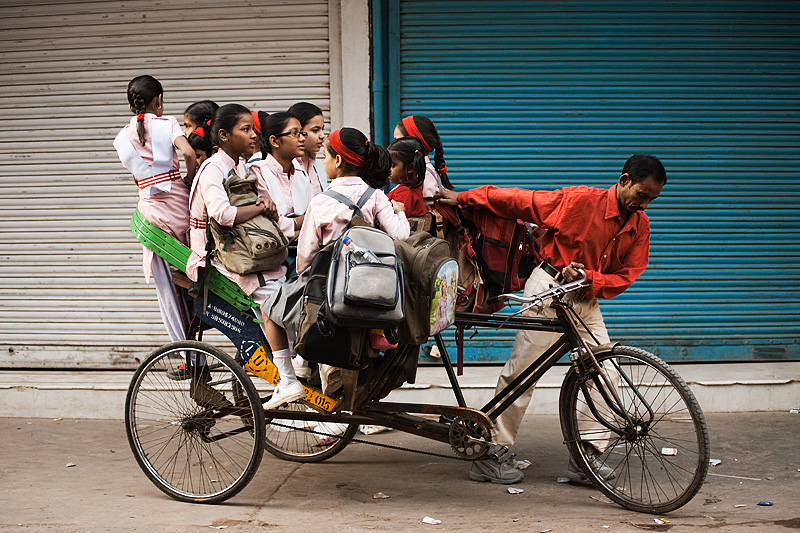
[559,345,709,514]
[125,341,265,503]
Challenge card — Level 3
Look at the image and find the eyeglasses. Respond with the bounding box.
[273,130,308,139]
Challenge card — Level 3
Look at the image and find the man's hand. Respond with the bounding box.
[256,196,278,220]
[562,262,586,282]
[434,188,460,206]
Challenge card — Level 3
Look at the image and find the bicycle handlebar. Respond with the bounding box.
[494,269,588,307]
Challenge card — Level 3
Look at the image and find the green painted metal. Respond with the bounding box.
[130,209,256,312]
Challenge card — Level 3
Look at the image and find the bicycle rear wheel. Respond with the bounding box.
[263,400,359,462]
[559,345,709,514]
[125,341,265,503]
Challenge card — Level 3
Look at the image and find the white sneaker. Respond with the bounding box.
[264,381,307,410]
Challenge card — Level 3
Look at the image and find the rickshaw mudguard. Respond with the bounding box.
[591,342,621,356]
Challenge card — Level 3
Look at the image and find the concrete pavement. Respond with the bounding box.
[1,412,799,532]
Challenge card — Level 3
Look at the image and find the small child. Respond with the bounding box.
[386,136,428,218]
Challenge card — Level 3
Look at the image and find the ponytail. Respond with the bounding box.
[328,127,390,189]
[387,136,426,188]
[126,75,163,146]
[396,115,453,189]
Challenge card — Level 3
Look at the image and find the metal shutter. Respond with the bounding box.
[0,0,330,367]
[387,0,800,362]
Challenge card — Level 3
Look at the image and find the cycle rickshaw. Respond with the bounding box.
[126,209,709,514]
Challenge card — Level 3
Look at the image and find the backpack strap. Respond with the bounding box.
[322,187,375,221]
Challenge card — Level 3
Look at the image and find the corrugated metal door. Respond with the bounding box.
[0,0,330,368]
[386,0,800,362]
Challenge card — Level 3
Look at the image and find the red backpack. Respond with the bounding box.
[437,205,543,313]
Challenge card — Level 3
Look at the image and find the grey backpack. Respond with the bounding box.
[323,189,405,329]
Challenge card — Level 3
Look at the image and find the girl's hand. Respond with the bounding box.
[391,200,405,213]
[256,196,278,220]
[434,188,460,206]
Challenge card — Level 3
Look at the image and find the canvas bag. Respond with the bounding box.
[208,169,289,275]
[394,232,458,345]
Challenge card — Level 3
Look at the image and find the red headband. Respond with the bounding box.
[251,111,261,135]
[191,126,205,138]
[402,116,433,153]
[329,128,365,167]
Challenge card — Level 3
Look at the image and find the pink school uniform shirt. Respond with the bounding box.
[120,113,189,278]
[187,150,287,295]
[293,153,326,195]
[250,154,310,241]
[421,156,442,209]
[295,176,411,275]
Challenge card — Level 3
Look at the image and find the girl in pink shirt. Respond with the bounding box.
[187,105,307,405]
[288,102,327,194]
[114,75,197,343]
[182,100,218,137]
[262,127,410,396]
[393,115,454,208]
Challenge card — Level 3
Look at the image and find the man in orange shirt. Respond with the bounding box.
[436,154,666,484]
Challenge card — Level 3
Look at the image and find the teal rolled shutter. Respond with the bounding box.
[387,0,800,362]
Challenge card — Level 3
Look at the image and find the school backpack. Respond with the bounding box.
[322,188,405,329]
[207,169,289,275]
[293,246,370,370]
[462,206,542,297]
[394,232,458,345]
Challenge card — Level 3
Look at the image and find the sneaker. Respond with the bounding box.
[469,444,524,484]
[565,444,616,482]
[292,356,313,380]
[264,381,307,410]
[166,363,188,381]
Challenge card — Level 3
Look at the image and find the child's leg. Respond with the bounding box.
[261,310,298,384]
[151,255,187,342]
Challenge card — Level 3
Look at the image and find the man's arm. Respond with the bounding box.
[582,226,651,300]
[437,185,562,227]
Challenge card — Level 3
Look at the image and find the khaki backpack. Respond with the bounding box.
[208,169,289,275]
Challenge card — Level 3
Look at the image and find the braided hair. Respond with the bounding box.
[126,75,163,146]
[395,115,453,189]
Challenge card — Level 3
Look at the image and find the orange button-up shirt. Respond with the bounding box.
[458,184,651,300]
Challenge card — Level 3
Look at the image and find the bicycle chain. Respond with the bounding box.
[266,420,475,461]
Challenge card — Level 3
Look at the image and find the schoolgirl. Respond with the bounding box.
[288,102,327,192]
[113,75,197,343]
[246,110,268,166]
[393,115,454,207]
[183,100,218,137]
[386,136,428,218]
[251,112,311,224]
[263,127,410,397]
[186,105,298,402]
[187,121,214,166]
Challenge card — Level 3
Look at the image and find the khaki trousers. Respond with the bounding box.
[491,266,611,448]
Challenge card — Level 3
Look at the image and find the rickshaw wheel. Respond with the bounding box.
[125,341,265,503]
